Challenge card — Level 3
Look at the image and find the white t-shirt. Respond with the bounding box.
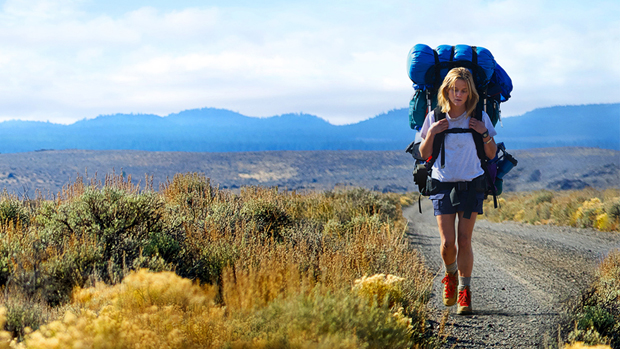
[420,110,497,182]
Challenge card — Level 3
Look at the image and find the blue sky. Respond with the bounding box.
[0,0,617,125]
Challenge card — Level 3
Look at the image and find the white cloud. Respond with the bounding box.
[0,0,616,124]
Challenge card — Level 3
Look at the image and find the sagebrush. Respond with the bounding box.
[481,188,620,231]
[563,250,620,348]
[0,173,438,348]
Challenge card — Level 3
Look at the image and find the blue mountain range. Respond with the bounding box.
[0,103,617,153]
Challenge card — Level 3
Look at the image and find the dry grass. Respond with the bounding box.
[563,250,620,347]
[0,173,438,348]
[481,188,620,232]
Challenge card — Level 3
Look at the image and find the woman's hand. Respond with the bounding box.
[419,118,448,159]
[469,118,487,134]
[429,118,449,136]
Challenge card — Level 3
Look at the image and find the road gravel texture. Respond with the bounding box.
[404,201,620,348]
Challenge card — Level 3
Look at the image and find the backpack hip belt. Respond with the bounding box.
[428,176,486,219]
[429,176,486,193]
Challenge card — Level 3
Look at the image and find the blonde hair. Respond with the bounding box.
[437,67,479,116]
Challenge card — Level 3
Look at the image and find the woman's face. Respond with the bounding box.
[448,78,469,109]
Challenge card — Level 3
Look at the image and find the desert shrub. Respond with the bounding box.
[482,189,620,231]
[0,216,102,305]
[11,270,422,349]
[162,173,217,209]
[535,190,555,204]
[575,306,615,338]
[240,198,291,240]
[333,187,399,223]
[567,327,612,347]
[181,233,240,285]
[35,236,102,305]
[237,288,415,349]
[38,187,165,282]
[19,270,220,348]
[564,342,611,349]
[603,196,620,231]
[1,295,52,341]
[0,196,30,227]
[608,199,620,221]
[522,201,553,224]
[161,173,227,231]
[551,196,580,226]
[566,250,620,347]
[352,274,405,308]
[399,194,414,207]
[0,174,439,347]
[573,198,604,228]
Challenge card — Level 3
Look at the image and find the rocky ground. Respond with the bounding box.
[404,201,620,348]
[0,147,617,198]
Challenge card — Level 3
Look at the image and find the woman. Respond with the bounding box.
[418,67,497,315]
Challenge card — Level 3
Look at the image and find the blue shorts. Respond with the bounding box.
[430,190,485,216]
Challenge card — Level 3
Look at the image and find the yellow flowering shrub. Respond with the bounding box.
[3,269,424,349]
[564,342,611,349]
[482,189,620,231]
[596,213,612,231]
[352,273,405,308]
[573,198,604,228]
[20,270,224,349]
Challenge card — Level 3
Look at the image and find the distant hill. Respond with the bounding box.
[499,104,620,150]
[0,103,617,153]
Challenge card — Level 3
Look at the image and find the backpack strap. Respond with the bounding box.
[472,103,498,209]
[430,107,479,169]
[428,106,498,216]
[427,107,446,170]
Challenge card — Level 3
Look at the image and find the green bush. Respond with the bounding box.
[2,294,54,340]
[0,175,438,347]
[239,289,416,348]
[0,197,29,226]
[567,251,620,347]
[240,198,291,241]
[576,306,615,338]
[534,190,554,205]
[41,187,165,281]
[606,198,620,221]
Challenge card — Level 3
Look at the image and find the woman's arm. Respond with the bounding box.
[482,135,497,159]
[469,118,497,159]
[419,118,449,159]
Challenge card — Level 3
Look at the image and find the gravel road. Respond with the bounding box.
[404,201,620,348]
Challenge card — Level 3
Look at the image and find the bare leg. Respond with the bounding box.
[437,213,457,267]
[456,211,477,278]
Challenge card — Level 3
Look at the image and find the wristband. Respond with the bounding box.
[485,137,493,144]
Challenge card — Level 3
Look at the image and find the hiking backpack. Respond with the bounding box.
[404,44,517,212]
[407,44,512,130]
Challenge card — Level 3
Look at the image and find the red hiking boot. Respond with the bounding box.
[441,272,458,306]
[457,286,472,315]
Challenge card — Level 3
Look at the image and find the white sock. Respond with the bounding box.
[445,261,458,275]
[458,276,471,290]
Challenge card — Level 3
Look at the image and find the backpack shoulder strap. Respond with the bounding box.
[427,107,446,169]
[472,103,499,207]
[434,106,446,121]
[472,104,486,160]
